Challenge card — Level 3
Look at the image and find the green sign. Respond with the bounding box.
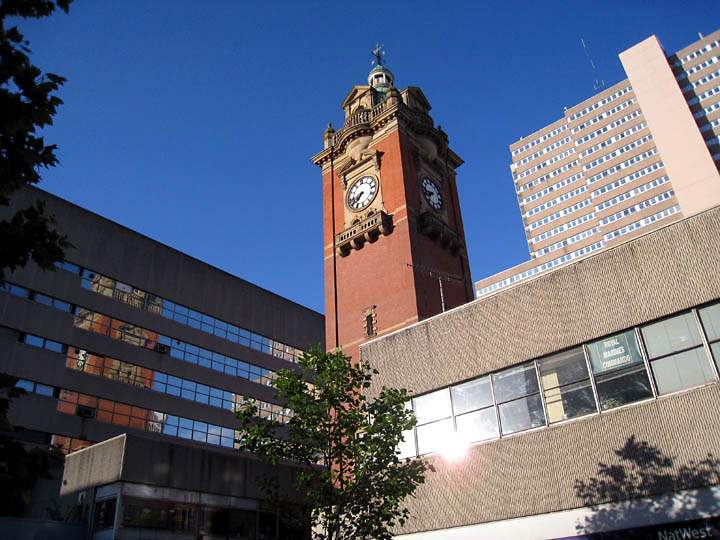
[587,329,643,374]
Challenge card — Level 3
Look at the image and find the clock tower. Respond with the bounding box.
[312,50,473,359]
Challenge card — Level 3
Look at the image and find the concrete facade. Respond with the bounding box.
[362,205,720,537]
[0,186,323,529]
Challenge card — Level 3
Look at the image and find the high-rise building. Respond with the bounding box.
[0,187,323,536]
[476,29,720,298]
[312,55,474,359]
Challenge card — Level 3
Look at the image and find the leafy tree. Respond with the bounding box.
[0,0,73,282]
[0,373,62,517]
[236,348,430,540]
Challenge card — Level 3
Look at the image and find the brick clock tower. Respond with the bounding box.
[312,50,473,359]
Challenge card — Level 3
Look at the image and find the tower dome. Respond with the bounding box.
[368,63,394,88]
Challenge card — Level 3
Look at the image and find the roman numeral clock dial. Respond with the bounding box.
[421,177,443,210]
[347,176,378,211]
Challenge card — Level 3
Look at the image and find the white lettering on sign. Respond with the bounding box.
[657,523,713,539]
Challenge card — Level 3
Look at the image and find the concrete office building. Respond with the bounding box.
[0,187,323,538]
[363,204,720,539]
[476,29,720,298]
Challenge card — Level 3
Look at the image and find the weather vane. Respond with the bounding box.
[371,43,386,67]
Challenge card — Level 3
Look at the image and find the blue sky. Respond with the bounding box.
[19,1,718,314]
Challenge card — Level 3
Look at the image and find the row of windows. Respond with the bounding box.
[603,205,680,242]
[518,159,580,193]
[0,282,283,390]
[599,190,674,227]
[694,100,720,120]
[677,55,719,80]
[525,185,587,218]
[572,98,636,134]
[513,136,572,167]
[513,147,576,180]
[529,211,595,245]
[672,40,720,67]
[587,148,658,184]
[527,198,591,231]
[56,388,240,448]
[72,307,280,386]
[568,86,632,121]
[512,125,568,156]
[50,434,93,454]
[681,68,720,92]
[56,261,304,363]
[583,134,653,172]
[579,122,647,159]
[12,328,291,423]
[596,175,670,213]
[477,240,605,296]
[687,84,720,106]
[574,110,643,146]
[533,227,599,258]
[400,301,720,458]
[520,172,584,206]
[590,161,664,198]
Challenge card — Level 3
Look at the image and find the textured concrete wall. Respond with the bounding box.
[61,435,125,495]
[361,206,720,534]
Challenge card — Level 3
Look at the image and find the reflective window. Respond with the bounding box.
[699,302,720,374]
[56,388,238,449]
[642,313,715,395]
[413,389,451,425]
[587,330,653,410]
[413,389,452,455]
[537,347,597,423]
[451,377,498,443]
[493,363,545,435]
[72,307,280,387]
[74,265,304,362]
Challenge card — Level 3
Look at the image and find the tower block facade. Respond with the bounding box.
[312,61,474,358]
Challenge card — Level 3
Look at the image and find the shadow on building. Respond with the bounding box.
[572,435,720,538]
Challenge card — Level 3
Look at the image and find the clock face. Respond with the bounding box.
[421,178,443,210]
[347,176,378,211]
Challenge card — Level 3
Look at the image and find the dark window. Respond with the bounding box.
[642,312,715,395]
[699,302,720,373]
[587,330,653,410]
[94,498,116,531]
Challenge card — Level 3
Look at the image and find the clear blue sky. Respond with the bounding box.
[18,1,718,314]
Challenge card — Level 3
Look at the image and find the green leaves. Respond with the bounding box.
[1,0,73,281]
[235,348,429,540]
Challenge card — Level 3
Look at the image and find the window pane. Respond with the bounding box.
[700,303,720,342]
[543,379,597,423]
[397,430,416,459]
[451,376,493,415]
[651,348,715,395]
[712,342,720,372]
[456,407,499,443]
[413,389,451,425]
[24,334,44,348]
[492,363,539,403]
[498,394,545,435]
[641,313,702,359]
[595,365,653,410]
[537,347,589,389]
[587,330,644,374]
[416,418,453,455]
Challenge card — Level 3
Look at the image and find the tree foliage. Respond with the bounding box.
[0,0,73,281]
[0,373,62,517]
[236,348,429,540]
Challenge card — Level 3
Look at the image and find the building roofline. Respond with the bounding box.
[30,186,324,319]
